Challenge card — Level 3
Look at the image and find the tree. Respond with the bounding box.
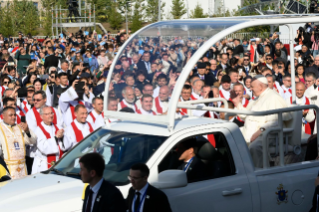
[0,6,14,37]
[108,3,123,30]
[130,0,145,32]
[190,3,207,18]
[41,10,53,36]
[170,0,186,19]
[145,0,166,23]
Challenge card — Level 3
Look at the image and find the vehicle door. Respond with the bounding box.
[149,127,253,212]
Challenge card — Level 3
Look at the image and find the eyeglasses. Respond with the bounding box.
[244,59,249,61]
[43,112,54,115]
[33,98,43,102]
[128,175,144,181]
[266,58,272,60]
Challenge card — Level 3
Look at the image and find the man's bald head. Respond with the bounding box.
[296,82,306,99]
[122,86,135,103]
[159,85,170,101]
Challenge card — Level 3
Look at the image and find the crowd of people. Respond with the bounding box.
[0,22,319,180]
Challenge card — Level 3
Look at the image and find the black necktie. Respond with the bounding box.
[134,192,141,212]
[86,189,94,212]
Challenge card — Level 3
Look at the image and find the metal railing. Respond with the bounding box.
[176,101,319,169]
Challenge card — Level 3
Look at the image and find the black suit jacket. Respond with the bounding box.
[217,64,229,71]
[137,60,151,76]
[178,156,207,183]
[44,54,59,69]
[126,184,172,212]
[193,73,216,86]
[82,180,127,212]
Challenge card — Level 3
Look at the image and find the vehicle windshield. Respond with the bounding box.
[52,128,167,186]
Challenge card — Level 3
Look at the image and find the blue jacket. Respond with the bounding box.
[83,54,99,72]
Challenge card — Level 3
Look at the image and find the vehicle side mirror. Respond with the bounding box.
[152,170,187,189]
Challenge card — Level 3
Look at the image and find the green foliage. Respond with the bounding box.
[190,3,208,18]
[108,3,123,30]
[0,0,40,36]
[42,10,53,36]
[130,0,145,32]
[170,0,187,19]
[145,0,166,22]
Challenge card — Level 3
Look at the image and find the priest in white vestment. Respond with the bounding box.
[117,86,137,112]
[32,106,65,174]
[87,97,105,130]
[152,85,169,114]
[304,72,318,105]
[136,94,157,115]
[232,75,292,168]
[0,107,37,179]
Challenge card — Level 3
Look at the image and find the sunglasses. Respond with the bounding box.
[3,81,9,85]
[266,58,272,60]
[244,59,249,61]
[33,98,43,102]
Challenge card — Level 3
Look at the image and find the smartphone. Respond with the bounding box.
[276,32,281,35]
[21,116,26,123]
[238,68,243,75]
[7,62,14,66]
[278,65,283,69]
[75,81,85,93]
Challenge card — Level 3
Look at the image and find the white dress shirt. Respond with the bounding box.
[86,178,104,212]
[132,183,149,212]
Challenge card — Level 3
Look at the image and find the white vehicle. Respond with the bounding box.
[1,14,319,212]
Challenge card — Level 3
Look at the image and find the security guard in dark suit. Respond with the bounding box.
[126,163,172,212]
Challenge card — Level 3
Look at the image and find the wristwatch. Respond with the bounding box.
[260,127,266,132]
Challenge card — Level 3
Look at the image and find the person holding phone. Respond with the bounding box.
[58,79,94,127]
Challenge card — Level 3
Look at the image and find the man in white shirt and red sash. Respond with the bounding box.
[261,68,284,98]
[304,72,318,105]
[135,94,157,115]
[59,79,94,127]
[219,75,232,100]
[117,86,137,111]
[107,97,118,123]
[135,84,154,110]
[266,75,285,98]
[87,97,105,130]
[286,82,314,135]
[0,97,26,124]
[32,106,65,174]
[20,86,34,113]
[233,83,249,124]
[189,79,207,117]
[152,85,169,114]
[281,75,292,100]
[0,107,37,179]
[64,104,94,149]
[26,90,63,133]
[3,88,26,120]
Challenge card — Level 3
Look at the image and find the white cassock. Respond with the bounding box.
[153,86,160,98]
[135,99,142,110]
[45,86,53,107]
[273,82,285,98]
[64,119,94,149]
[236,88,292,168]
[152,97,168,114]
[87,110,105,130]
[178,96,207,117]
[136,107,156,115]
[190,92,207,117]
[305,84,318,105]
[32,122,66,174]
[59,86,94,127]
[26,106,63,134]
[281,85,291,100]
[20,99,31,114]
[218,86,231,100]
[117,99,137,112]
[286,95,314,135]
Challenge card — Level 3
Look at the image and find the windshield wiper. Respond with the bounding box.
[66,172,81,177]
[51,168,65,176]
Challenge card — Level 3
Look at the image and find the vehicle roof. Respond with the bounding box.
[104,117,227,136]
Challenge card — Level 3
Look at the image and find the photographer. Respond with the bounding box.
[295,27,310,48]
[311,27,319,57]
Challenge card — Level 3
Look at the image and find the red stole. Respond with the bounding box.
[242,98,249,108]
[33,107,57,126]
[154,97,163,114]
[180,108,187,115]
[290,96,311,134]
[136,108,156,115]
[190,94,197,100]
[71,121,94,142]
[249,45,255,62]
[1,86,5,97]
[38,123,61,168]
[69,101,85,120]
[22,100,29,113]
[89,112,96,123]
[16,106,25,124]
[207,134,216,148]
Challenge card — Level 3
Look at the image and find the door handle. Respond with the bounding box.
[222,188,243,196]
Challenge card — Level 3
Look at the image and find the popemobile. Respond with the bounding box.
[1,14,319,212]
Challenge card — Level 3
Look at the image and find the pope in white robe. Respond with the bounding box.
[233,76,292,168]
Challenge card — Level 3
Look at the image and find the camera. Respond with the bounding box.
[302,55,314,67]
